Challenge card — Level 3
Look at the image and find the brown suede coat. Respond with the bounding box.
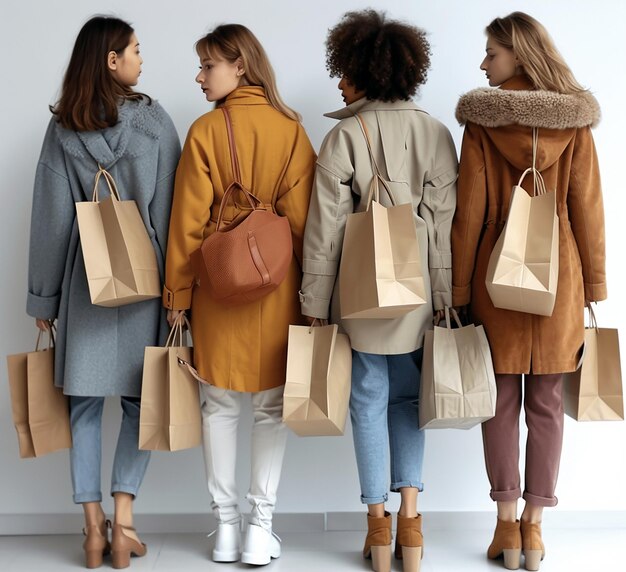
[452,75,606,374]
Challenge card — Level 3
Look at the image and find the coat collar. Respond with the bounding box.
[224,86,269,106]
[455,81,600,129]
[324,97,424,120]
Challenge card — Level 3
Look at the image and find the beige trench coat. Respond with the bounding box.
[300,98,458,354]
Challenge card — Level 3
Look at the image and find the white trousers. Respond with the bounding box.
[200,384,287,531]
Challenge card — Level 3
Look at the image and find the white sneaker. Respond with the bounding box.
[241,523,281,565]
[209,523,242,562]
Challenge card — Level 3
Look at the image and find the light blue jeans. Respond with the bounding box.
[69,396,151,504]
[350,349,425,505]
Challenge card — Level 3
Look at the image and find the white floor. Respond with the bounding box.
[0,524,624,572]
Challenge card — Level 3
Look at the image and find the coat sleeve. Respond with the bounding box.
[26,121,75,320]
[274,124,317,269]
[149,110,181,280]
[451,122,487,307]
[418,124,458,311]
[163,121,213,310]
[567,126,607,302]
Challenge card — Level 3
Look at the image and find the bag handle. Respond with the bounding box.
[517,128,548,197]
[214,107,265,231]
[355,114,395,209]
[443,306,463,330]
[92,165,122,202]
[35,323,56,351]
[585,301,599,331]
[165,312,192,348]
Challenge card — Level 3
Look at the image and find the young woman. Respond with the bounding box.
[163,24,315,566]
[27,16,180,570]
[452,11,605,571]
[300,11,457,572]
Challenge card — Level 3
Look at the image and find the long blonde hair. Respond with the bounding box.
[196,24,301,121]
[486,12,587,94]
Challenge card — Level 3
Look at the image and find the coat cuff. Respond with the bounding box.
[432,291,451,312]
[302,258,339,276]
[26,292,60,320]
[584,281,607,302]
[163,285,193,310]
[452,284,471,307]
[299,290,330,320]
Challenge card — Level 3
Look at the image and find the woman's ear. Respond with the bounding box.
[107,50,118,71]
[235,57,245,77]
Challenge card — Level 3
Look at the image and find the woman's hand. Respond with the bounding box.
[433,309,445,325]
[167,309,185,328]
[35,318,51,331]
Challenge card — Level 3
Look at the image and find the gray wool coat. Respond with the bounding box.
[26,98,181,397]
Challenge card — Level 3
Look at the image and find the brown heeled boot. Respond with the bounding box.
[111,523,147,569]
[394,514,423,572]
[520,520,545,571]
[487,518,522,570]
[83,519,111,569]
[363,512,392,572]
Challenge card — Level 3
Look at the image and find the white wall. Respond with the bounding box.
[1,0,625,521]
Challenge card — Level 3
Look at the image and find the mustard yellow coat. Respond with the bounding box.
[163,87,316,392]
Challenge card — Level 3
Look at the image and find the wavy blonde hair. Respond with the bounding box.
[196,24,301,121]
[486,11,587,94]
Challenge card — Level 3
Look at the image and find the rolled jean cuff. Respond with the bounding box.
[523,491,558,508]
[390,480,424,493]
[490,487,522,503]
[73,491,102,504]
[111,483,139,499]
[360,492,389,505]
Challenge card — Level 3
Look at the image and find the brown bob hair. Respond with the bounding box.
[51,16,148,132]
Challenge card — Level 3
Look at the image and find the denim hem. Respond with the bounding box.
[110,483,139,499]
[523,491,558,508]
[73,492,102,504]
[490,487,522,502]
[390,481,424,493]
[360,493,389,505]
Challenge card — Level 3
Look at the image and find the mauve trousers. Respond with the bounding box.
[482,373,564,507]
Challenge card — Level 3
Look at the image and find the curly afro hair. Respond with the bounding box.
[325,10,431,102]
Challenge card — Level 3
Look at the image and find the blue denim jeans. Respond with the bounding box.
[350,349,425,505]
[69,396,151,504]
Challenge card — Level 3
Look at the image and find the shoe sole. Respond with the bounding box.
[212,549,240,562]
[241,551,280,566]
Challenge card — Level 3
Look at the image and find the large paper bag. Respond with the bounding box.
[340,181,427,319]
[419,308,497,429]
[139,316,202,451]
[564,306,624,421]
[283,323,352,436]
[6,328,72,458]
[76,166,160,307]
[486,166,559,317]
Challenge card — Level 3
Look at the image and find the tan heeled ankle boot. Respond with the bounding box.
[394,514,423,572]
[487,518,522,570]
[82,519,111,569]
[520,520,545,571]
[111,523,147,569]
[363,512,392,572]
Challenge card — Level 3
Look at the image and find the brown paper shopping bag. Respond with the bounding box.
[139,315,202,451]
[6,327,72,458]
[339,115,426,319]
[486,130,559,316]
[419,308,497,429]
[564,305,624,421]
[283,323,352,436]
[76,166,160,307]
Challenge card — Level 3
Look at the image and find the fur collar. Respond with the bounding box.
[456,88,600,129]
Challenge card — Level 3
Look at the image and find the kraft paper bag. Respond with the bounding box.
[564,305,624,421]
[76,166,160,308]
[486,164,559,317]
[339,180,427,319]
[139,315,202,451]
[419,308,497,429]
[6,328,72,458]
[283,323,352,436]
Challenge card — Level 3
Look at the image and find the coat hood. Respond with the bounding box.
[54,98,167,167]
[455,76,601,171]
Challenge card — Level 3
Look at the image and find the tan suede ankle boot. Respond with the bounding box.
[363,512,392,572]
[520,520,545,571]
[394,514,423,572]
[487,518,522,570]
